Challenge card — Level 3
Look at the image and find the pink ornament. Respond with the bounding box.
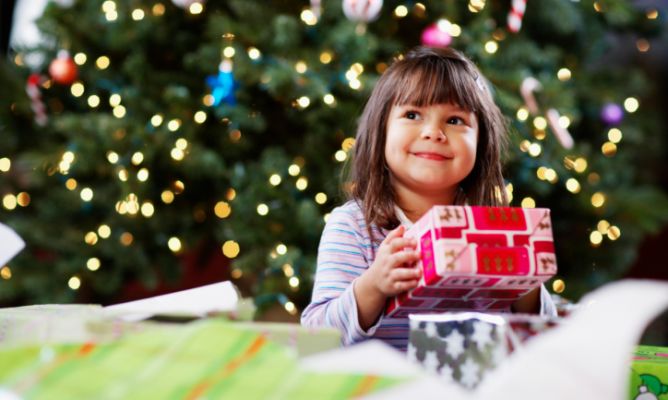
[342,0,383,23]
[420,23,452,48]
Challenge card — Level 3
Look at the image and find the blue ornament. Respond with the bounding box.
[206,60,237,106]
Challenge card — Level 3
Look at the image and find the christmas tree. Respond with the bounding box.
[1,0,666,315]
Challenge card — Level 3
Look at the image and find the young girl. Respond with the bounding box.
[301,46,556,349]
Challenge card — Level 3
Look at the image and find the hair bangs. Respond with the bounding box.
[391,59,483,112]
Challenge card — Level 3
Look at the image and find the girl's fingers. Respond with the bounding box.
[391,265,422,281]
[392,279,420,293]
[390,249,420,266]
[386,237,417,253]
[383,225,405,242]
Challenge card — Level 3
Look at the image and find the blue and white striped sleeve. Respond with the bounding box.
[300,204,382,345]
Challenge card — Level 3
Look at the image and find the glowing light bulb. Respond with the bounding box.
[214,201,231,218]
[68,276,81,290]
[248,47,261,60]
[222,240,240,258]
[565,178,580,193]
[590,231,603,246]
[608,128,622,143]
[394,5,408,17]
[516,108,529,121]
[557,68,572,81]
[315,192,327,204]
[276,244,287,255]
[80,188,94,201]
[296,177,308,190]
[168,237,182,252]
[87,257,101,271]
[552,279,565,293]
[269,174,282,186]
[624,97,639,113]
[591,192,606,208]
[521,197,536,208]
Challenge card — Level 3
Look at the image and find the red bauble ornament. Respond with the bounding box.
[48,51,78,85]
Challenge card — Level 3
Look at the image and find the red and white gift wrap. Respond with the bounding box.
[385,206,558,318]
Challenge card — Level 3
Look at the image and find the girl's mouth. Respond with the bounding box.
[412,152,450,161]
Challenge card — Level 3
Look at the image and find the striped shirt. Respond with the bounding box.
[300,200,556,350]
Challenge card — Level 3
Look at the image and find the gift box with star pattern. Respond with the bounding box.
[408,312,509,389]
[385,206,558,318]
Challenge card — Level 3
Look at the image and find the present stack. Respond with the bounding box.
[386,206,558,318]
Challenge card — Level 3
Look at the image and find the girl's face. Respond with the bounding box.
[384,102,478,201]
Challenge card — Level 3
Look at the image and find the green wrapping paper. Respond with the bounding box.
[234,322,341,357]
[0,320,401,399]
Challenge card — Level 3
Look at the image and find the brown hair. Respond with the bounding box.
[346,46,508,236]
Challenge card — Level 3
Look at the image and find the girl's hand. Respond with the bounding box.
[366,225,422,297]
[354,225,422,330]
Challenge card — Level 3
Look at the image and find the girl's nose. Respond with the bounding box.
[421,125,447,142]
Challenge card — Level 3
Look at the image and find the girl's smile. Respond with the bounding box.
[410,151,453,161]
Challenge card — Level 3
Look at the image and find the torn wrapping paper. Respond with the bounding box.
[103,281,253,321]
[386,206,557,318]
[0,305,138,348]
[0,223,25,267]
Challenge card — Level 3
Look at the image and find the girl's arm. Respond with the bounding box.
[300,205,383,345]
[300,204,420,344]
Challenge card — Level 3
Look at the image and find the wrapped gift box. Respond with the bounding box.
[629,345,668,400]
[386,206,558,318]
[408,312,509,389]
[407,312,561,389]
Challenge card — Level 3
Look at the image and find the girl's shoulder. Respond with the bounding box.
[328,200,365,226]
[326,200,381,249]
[328,200,385,239]
[337,199,364,214]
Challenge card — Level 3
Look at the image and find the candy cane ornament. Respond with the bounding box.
[311,0,321,19]
[26,74,48,127]
[520,77,542,115]
[507,0,527,33]
[545,109,574,149]
[519,77,574,150]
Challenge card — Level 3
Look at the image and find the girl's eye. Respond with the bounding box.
[405,111,421,120]
[447,116,465,125]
